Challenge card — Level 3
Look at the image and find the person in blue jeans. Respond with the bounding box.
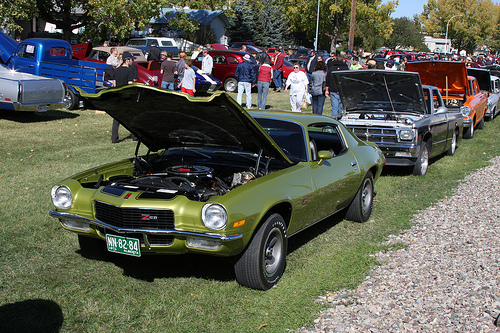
[257,59,273,109]
[325,54,348,118]
[272,48,286,91]
[160,51,177,90]
[234,54,256,109]
[310,61,327,115]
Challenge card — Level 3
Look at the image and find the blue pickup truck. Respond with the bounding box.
[0,32,108,109]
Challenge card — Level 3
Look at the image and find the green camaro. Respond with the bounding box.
[50,85,385,290]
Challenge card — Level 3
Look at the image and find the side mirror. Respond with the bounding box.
[317,150,334,165]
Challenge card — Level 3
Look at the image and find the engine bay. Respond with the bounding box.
[80,148,288,202]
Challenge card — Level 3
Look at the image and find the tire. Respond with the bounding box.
[345,171,374,223]
[463,122,474,139]
[224,77,237,92]
[234,213,287,290]
[413,141,430,176]
[446,129,457,156]
[65,88,79,110]
[78,235,107,259]
[477,116,485,129]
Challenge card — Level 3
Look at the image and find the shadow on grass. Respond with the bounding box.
[381,155,441,177]
[0,109,79,123]
[0,299,64,333]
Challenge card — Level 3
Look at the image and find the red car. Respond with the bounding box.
[193,50,259,92]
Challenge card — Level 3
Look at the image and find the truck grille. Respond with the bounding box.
[94,201,175,230]
[347,126,398,143]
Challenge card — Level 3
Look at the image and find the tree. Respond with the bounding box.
[420,0,499,54]
[385,16,428,51]
[0,0,163,42]
[282,0,397,52]
[227,0,255,42]
[253,0,288,47]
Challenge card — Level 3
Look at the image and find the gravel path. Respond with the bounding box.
[299,156,500,332]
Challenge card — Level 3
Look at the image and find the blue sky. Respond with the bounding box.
[387,0,427,18]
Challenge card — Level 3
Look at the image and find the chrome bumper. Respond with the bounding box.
[49,210,243,241]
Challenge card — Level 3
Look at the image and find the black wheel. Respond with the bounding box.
[78,235,107,259]
[463,122,474,139]
[477,116,485,129]
[345,171,374,222]
[234,213,287,290]
[65,88,79,110]
[413,141,430,176]
[224,77,237,92]
[446,129,457,156]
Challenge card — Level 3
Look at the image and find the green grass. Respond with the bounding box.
[0,91,499,332]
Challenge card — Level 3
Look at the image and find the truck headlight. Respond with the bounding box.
[398,130,415,141]
[51,185,73,209]
[202,203,227,230]
[460,106,471,117]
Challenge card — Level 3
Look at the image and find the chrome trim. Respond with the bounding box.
[50,210,243,241]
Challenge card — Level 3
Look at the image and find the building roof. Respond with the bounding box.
[153,8,230,26]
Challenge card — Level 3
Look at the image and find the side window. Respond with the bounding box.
[307,124,347,160]
[432,88,442,110]
[213,55,226,64]
[469,79,475,95]
[160,41,173,46]
[228,56,239,64]
[17,44,36,59]
[423,89,431,114]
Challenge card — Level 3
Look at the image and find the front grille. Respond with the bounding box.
[94,201,175,230]
[348,126,398,143]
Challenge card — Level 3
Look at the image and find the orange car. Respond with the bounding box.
[406,61,488,138]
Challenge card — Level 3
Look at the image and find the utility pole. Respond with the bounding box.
[348,0,356,50]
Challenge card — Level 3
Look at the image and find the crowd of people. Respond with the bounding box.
[105,41,500,143]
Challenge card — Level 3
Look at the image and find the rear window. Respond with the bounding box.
[49,47,66,57]
[126,40,147,47]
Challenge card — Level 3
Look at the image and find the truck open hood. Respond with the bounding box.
[406,61,467,96]
[467,68,491,92]
[0,31,18,64]
[80,85,292,163]
[331,70,427,113]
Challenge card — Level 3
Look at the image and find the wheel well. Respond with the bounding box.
[261,202,292,230]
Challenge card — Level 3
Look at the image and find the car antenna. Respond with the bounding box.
[383,75,396,116]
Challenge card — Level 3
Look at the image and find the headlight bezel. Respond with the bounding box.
[201,203,228,230]
[460,106,471,117]
[398,129,415,141]
[51,185,73,209]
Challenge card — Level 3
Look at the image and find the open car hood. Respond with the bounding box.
[0,31,19,64]
[406,61,467,95]
[80,85,292,163]
[331,70,427,113]
[467,68,491,92]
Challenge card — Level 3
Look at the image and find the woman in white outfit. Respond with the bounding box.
[285,63,309,112]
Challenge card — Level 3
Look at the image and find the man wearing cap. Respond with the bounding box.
[111,52,136,143]
[234,54,256,109]
[201,48,213,75]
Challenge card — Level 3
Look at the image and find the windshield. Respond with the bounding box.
[334,71,427,113]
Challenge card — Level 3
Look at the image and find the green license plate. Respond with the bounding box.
[106,234,141,257]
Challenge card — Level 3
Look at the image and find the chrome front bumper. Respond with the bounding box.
[49,210,243,242]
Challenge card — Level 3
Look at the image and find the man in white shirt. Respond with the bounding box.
[201,48,213,75]
[106,47,119,65]
[285,63,309,112]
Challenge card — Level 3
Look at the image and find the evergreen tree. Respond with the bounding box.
[227,0,254,43]
[261,0,288,47]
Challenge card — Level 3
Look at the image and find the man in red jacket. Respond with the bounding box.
[272,47,286,92]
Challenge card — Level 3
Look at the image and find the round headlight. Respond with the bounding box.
[202,203,227,230]
[51,185,73,209]
[460,106,471,117]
